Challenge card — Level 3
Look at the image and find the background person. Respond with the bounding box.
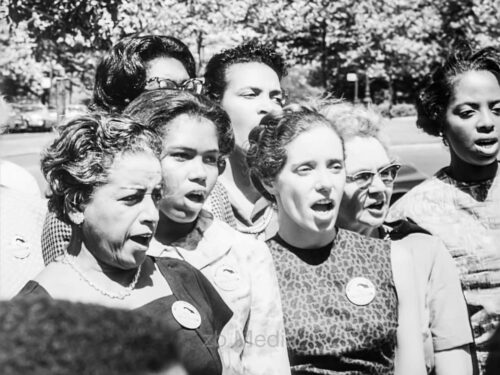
[246,105,425,375]
[123,89,290,375]
[323,102,473,375]
[21,113,232,375]
[1,295,186,375]
[387,46,500,373]
[204,40,287,237]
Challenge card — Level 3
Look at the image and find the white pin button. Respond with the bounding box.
[345,277,376,306]
[213,262,240,291]
[171,301,201,329]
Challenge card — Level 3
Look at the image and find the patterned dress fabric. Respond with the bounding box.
[267,228,398,375]
[388,164,500,373]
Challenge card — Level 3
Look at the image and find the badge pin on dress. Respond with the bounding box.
[213,261,241,291]
[11,235,31,259]
[171,300,202,329]
[345,277,377,306]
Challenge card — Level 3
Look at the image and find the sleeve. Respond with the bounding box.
[241,239,291,375]
[41,211,71,265]
[427,238,474,351]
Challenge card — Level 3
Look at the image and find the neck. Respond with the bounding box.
[66,227,140,287]
[227,148,261,204]
[277,216,337,249]
[448,153,498,182]
[155,211,196,244]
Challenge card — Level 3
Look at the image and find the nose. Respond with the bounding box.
[315,170,334,193]
[367,173,386,193]
[477,108,496,133]
[140,194,159,227]
[258,96,281,115]
[188,157,207,184]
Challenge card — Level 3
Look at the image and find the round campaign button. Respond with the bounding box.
[171,301,201,329]
[213,261,241,291]
[345,277,376,306]
[11,235,31,259]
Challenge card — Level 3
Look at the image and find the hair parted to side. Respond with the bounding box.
[204,40,288,102]
[0,295,180,375]
[92,34,196,113]
[123,89,235,171]
[41,113,162,224]
[320,101,391,152]
[417,46,500,137]
[246,103,344,202]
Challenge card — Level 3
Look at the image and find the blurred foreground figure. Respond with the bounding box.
[388,46,500,373]
[0,97,45,299]
[0,295,186,375]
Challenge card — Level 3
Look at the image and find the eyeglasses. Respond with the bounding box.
[145,77,204,94]
[346,163,401,189]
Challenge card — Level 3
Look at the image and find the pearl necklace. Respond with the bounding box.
[62,255,142,300]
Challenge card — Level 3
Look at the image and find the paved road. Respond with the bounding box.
[1,117,451,194]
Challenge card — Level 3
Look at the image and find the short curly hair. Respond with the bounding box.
[123,89,235,172]
[92,34,196,113]
[41,113,162,224]
[204,40,288,102]
[0,295,181,375]
[246,104,344,202]
[417,46,500,137]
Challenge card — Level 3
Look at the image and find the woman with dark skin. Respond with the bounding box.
[387,47,500,373]
[20,114,232,375]
[246,105,425,375]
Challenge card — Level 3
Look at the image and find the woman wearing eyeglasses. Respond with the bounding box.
[321,103,473,375]
[247,104,426,375]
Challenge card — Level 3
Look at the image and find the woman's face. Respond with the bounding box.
[82,152,162,270]
[444,70,500,166]
[268,125,345,236]
[159,114,220,223]
[145,56,190,84]
[337,136,394,233]
[220,62,284,152]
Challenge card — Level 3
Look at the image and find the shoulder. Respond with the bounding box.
[0,160,40,197]
[338,228,389,251]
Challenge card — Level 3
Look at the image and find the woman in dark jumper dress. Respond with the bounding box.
[246,105,425,375]
[19,113,231,375]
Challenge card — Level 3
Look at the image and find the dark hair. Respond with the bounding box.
[204,40,288,102]
[123,89,235,172]
[92,34,196,113]
[246,104,344,202]
[417,46,500,137]
[0,296,180,375]
[41,113,162,224]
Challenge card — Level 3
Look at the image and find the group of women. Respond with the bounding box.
[3,33,499,375]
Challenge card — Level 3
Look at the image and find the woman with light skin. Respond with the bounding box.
[204,41,287,237]
[322,103,473,375]
[387,47,500,373]
[123,89,290,375]
[246,105,425,375]
[20,114,232,375]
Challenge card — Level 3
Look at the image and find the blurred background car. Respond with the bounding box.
[8,103,55,132]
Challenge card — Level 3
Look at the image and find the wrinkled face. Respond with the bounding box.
[444,70,500,166]
[268,126,345,236]
[145,56,190,84]
[220,62,283,152]
[159,114,220,223]
[82,152,162,270]
[338,136,393,232]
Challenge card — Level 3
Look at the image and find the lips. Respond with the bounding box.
[185,190,206,204]
[475,137,499,156]
[311,199,334,212]
[366,201,385,210]
[129,233,153,248]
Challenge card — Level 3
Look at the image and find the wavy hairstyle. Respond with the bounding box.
[204,40,288,102]
[123,89,234,173]
[41,113,162,224]
[92,34,196,113]
[417,46,500,137]
[246,104,344,202]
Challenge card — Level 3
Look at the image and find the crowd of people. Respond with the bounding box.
[0,34,499,375]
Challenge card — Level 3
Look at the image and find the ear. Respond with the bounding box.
[261,178,278,198]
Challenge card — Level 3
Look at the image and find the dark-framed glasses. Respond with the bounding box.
[145,77,204,94]
[346,163,401,189]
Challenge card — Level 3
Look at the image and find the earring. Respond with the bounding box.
[71,212,84,226]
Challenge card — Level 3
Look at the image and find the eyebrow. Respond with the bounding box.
[166,146,219,153]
